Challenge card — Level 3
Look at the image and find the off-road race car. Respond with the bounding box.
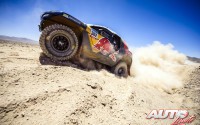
[39,11,132,77]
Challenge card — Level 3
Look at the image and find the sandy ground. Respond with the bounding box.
[0,40,199,125]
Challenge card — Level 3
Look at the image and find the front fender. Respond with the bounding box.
[39,11,87,31]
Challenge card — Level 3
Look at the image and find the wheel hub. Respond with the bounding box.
[118,68,124,75]
[51,35,70,52]
[58,41,64,46]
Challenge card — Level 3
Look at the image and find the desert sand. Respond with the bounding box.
[0,40,199,125]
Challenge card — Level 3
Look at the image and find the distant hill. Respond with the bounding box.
[187,56,200,63]
[0,35,37,44]
[1,35,199,64]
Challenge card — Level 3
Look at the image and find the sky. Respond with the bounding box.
[0,0,199,57]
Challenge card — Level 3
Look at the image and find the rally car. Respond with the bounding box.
[39,11,132,77]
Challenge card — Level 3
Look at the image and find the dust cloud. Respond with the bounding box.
[130,41,187,93]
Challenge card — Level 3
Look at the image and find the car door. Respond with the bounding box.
[90,28,120,65]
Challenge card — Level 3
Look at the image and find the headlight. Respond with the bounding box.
[41,13,50,20]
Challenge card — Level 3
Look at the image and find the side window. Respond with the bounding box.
[112,35,121,51]
[99,29,110,39]
[91,26,112,41]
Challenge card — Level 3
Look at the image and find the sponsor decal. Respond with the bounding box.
[146,109,196,125]
[109,51,119,62]
[93,37,118,62]
[90,29,98,39]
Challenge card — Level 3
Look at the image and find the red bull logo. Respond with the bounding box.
[94,37,113,55]
[93,37,119,62]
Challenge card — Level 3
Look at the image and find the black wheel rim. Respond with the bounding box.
[51,35,70,52]
[118,67,125,76]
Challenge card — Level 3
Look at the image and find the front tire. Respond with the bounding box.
[39,24,78,60]
[112,62,128,77]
